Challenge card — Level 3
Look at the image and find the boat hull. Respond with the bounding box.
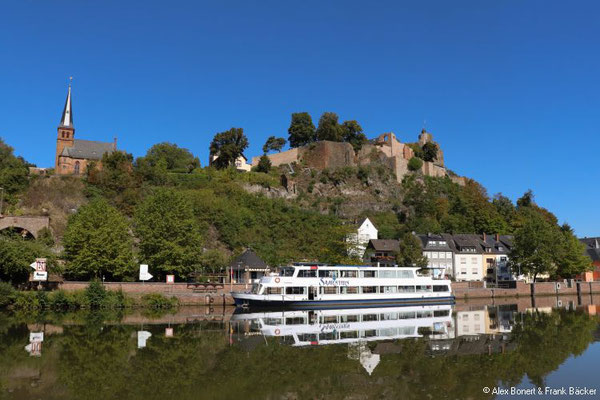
[232,293,455,309]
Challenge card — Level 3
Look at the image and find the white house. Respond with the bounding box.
[347,217,378,258]
[210,154,252,172]
[452,235,484,282]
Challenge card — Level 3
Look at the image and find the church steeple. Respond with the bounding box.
[59,77,74,128]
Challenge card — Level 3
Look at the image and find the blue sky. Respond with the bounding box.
[1,1,598,236]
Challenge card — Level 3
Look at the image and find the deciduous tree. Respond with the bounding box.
[135,189,202,279]
[209,128,249,169]
[262,136,287,154]
[316,112,343,142]
[396,233,428,269]
[63,198,135,280]
[341,120,367,152]
[288,112,316,147]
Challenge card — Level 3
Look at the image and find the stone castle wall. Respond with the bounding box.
[253,131,466,185]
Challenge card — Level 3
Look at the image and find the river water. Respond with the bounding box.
[1,297,599,400]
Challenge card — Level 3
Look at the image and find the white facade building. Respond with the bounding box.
[347,217,378,258]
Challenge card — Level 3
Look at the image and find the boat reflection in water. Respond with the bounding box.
[232,304,453,347]
[231,303,520,374]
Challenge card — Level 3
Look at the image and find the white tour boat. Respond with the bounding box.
[231,263,454,309]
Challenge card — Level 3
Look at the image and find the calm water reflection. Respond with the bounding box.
[1,297,599,400]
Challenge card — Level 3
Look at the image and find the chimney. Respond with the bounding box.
[113,137,118,150]
[495,233,500,242]
[483,233,487,241]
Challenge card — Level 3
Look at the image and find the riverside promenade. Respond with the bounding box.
[58,280,600,306]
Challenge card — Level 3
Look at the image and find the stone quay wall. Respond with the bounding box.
[452,281,600,299]
[59,281,250,306]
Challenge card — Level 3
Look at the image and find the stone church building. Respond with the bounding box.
[55,82,117,175]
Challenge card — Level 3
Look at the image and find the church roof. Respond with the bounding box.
[60,139,116,160]
[59,81,73,128]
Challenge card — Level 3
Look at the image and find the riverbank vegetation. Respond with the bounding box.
[0,133,592,285]
[0,281,178,311]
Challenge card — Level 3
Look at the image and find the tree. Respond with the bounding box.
[288,112,316,148]
[63,198,135,280]
[341,120,367,152]
[262,136,287,154]
[0,138,30,201]
[209,128,249,169]
[422,142,438,162]
[408,157,423,171]
[0,234,55,284]
[493,193,516,224]
[555,230,592,278]
[516,189,534,208]
[135,189,203,279]
[254,155,272,173]
[87,151,140,214]
[509,209,562,281]
[316,112,343,142]
[137,142,200,173]
[396,233,428,268]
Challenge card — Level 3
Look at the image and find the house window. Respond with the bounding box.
[472,269,478,275]
[461,269,467,275]
[471,257,477,264]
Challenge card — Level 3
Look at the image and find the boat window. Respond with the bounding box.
[341,286,359,294]
[298,333,318,342]
[362,329,377,338]
[417,311,433,318]
[285,317,306,325]
[320,287,337,295]
[297,270,317,278]
[321,315,338,324]
[381,286,398,294]
[398,269,414,279]
[286,287,306,295]
[379,270,396,279]
[380,312,398,320]
[416,285,432,292]
[433,285,449,292]
[398,286,416,293]
[319,331,337,340]
[266,287,283,295]
[362,314,378,321]
[379,328,398,336]
[361,286,378,294]
[361,270,377,278]
[319,269,338,278]
[399,326,415,335]
[399,312,416,319]
[340,270,357,278]
[263,318,283,325]
[434,310,450,317]
[340,314,359,322]
[340,330,359,339]
[281,268,295,277]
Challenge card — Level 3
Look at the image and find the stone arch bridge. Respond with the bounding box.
[0,216,50,238]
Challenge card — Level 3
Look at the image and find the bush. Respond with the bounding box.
[408,157,423,171]
[85,280,107,308]
[49,290,74,309]
[141,293,179,309]
[13,292,40,310]
[0,282,16,308]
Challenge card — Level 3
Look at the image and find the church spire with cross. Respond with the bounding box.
[59,77,73,128]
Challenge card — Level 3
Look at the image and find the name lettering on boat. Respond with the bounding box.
[320,323,350,332]
[319,278,350,286]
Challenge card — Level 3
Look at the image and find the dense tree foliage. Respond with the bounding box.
[0,138,30,210]
[288,112,317,147]
[407,157,423,171]
[254,155,272,173]
[316,112,343,141]
[134,189,203,279]
[421,142,438,162]
[63,198,135,280]
[396,233,428,268]
[87,151,140,214]
[0,233,55,284]
[340,120,368,152]
[136,142,200,173]
[262,136,286,153]
[209,128,249,169]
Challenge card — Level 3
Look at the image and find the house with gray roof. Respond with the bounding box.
[416,233,454,279]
